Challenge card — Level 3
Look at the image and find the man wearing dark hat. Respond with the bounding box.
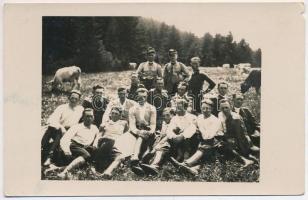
[82,85,109,128]
[41,90,84,166]
[163,49,190,95]
[188,57,216,114]
[136,47,162,90]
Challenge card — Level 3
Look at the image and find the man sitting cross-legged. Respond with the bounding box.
[216,99,258,168]
[57,108,100,179]
[171,99,222,175]
[135,99,197,176]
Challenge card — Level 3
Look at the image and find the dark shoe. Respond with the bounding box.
[131,164,145,176]
[140,163,159,176]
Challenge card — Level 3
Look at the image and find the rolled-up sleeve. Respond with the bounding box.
[60,125,77,153]
[47,105,63,129]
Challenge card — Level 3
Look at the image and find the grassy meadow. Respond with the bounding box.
[41,67,260,182]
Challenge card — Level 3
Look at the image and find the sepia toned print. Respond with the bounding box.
[4,3,304,196]
[41,16,261,182]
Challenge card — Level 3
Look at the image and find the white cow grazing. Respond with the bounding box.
[235,63,252,75]
[48,66,81,92]
[222,63,230,68]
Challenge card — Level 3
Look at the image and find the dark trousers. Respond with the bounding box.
[41,127,63,164]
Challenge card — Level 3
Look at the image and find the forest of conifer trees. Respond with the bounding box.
[42,17,261,74]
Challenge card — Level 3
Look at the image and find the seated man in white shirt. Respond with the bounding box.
[171,99,222,175]
[57,108,100,178]
[41,90,84,166]
[92,106,128,176]
[101,87,137,125]
[136,99,197,176]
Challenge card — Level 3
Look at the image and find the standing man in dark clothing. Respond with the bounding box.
[136,47,163,90]
[82,85,109,128]
[188,57,216,114]
[127,72,141,101]
[147,77,170,131]
[163,49,190,95]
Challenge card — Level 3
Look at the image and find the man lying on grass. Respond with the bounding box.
[57,108,100,178]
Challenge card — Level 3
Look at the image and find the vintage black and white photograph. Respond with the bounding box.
[41,15,261,182]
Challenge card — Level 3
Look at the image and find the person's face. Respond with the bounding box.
[234,97,244,108]
[169,54,178,63]
[220,102,231,116]
[191,61,199,71]
[156,80,164,91]
[137,92,147,105]
[131,76,139,85]
[176,102,186,113]
[218,84,228,96]
[110,109,121,121]
[177,86,186,96]
[147,53,155,62]
[69,93,80,106]
[83,111,94,125]
[201,103,212,116]
[118,90,126,100]
[94,88,104,97]
[163,112,172,123]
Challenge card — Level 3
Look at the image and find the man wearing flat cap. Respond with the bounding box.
[136,47,163,90]
[163,49,190,95]
[82,85,109,128]
[188,57,216,114]
[41,90,84,167]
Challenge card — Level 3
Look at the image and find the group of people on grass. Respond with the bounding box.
[41,47,260,179]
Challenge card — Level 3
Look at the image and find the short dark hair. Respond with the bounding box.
[118,87,126,93]
[93,85,104,91]
[218,81,229,88]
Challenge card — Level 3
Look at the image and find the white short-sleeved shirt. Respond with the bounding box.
[197,114,221,140]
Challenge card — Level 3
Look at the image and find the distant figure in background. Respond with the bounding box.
[147,77,170,131]
[209,81,230,117]
[101,87,137,125]
[163,49,190,95]
[233,93,260,147]
[41,90,84,166]
[136,47,162,90]
[188,57,216,114]
[82,85,109,128]
[48,66,81,93]
[58,108,100,178]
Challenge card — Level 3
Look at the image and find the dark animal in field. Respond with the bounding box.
[48,66,81,92]
[241,69,261,94]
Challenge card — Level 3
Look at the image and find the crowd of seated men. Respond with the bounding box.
[41,47,260,179]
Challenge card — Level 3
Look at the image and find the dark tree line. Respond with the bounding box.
[42,17,261,75]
